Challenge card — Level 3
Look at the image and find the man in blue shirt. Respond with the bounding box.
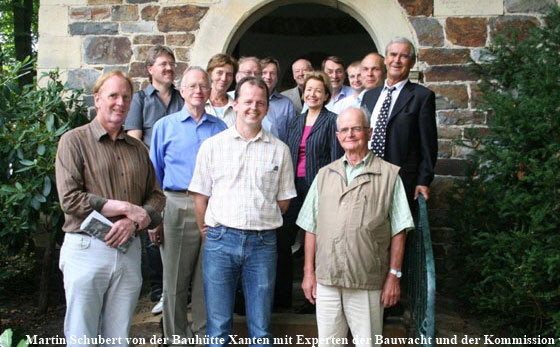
[150,66,227,346]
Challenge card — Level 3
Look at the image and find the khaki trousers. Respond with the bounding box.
[161,192,205,346]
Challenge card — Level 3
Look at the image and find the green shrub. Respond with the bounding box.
[0,59,87,288]
[450,7,560,337]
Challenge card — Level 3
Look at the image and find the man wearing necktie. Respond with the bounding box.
[362,36,437,206]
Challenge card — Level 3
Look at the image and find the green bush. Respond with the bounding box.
[450,7,560,337]
[0,58,87,288]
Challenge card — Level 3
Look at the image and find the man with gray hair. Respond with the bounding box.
[282,58,313,114]
[362,37,437,206]
[298,107,413,347]
[150,66,227,346]
[228,56,280,137]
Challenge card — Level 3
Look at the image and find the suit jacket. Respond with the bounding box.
[361,81,437,201]
[281,86,303,114]
[286,107,344,188]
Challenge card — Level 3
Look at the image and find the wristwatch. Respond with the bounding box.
[389,268,402,278]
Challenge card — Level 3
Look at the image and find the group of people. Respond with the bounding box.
[55,35,437,347]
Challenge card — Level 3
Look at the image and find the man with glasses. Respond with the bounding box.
[297,107,413,347]
[150,67,227,346]
[124,45,184,313]
[228,56,279,137]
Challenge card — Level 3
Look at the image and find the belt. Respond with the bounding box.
[164,189,189,194]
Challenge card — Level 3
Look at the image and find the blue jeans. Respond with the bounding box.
[203,226,277,347]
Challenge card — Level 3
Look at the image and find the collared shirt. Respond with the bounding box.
[189,127,296,230]
[124,84,184,147]
[150,108,227,191]
[325,85,354,112]
[205,94,236,128]
[268,90,296,143]
[369,79,408,129]
[331,89,367,115]
[296,152,414,235]
[55,119,166,233]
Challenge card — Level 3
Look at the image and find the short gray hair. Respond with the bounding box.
[385,36,416,62]
[181,66,210,86]
[336,107,371,130]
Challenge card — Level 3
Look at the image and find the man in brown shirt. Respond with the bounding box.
[55,70,165,347]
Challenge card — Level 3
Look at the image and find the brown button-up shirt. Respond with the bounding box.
[55,118,165,233]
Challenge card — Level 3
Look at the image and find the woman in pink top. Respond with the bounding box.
[277,71,343,311]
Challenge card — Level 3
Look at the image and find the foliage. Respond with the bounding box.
[0,58,87,286]
[450,7,560,338]
[0,329,29,347]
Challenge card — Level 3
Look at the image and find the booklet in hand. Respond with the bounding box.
[80,210,133,253]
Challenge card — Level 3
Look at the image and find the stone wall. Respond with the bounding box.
[37,0,559,292]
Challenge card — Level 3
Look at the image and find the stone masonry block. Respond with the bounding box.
[174,47,190,62]
[65,69,101,94]
[397,0,433,16]
[418,48,470,65]
[70,7,91,20]
[38,36,82,69]
[69,22,118,35]
[505,0,556,14]
[438,110,486,126]
[410,17,444,47]
[84,36,132,64]
[129,61,148,78]
[157,5,208,32]
[92,7,111,20]
[166,33,195,47]
[446,17,487,47]
[428,84,469,109]
[111,5,139,21]
[438,126,462,139]
[133,35,164,45]
[40,5,69,36]
[141,5,159,20]
[424,65,477,82]
[435,158,470,176]
[438,139,452,159]
[133,45,152,61]
[121,21,155,33]
[490,16,540,42]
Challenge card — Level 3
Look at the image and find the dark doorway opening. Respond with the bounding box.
[230,3,377,91]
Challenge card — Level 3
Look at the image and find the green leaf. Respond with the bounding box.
[14,182,23,190]
[30,198,41,210]
[19,159,34,166]
[37,144,45,156]
[33,193,46,203]
[45,114,54,132]
[16,338,30,347]
[42,176,51,196]
[0,329,13,347]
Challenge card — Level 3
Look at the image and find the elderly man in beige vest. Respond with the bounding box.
[296,107,414,347]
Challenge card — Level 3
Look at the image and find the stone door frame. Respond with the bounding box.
[189,0,415,66]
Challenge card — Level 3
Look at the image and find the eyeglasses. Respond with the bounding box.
[181,84,211,91]
[153,62,177,69]
[238,70,262,77]
[337,126,366,135]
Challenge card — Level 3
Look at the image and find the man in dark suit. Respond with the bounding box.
[362,37,437,205]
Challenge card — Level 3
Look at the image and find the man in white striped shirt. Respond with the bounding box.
[189,77,296,347]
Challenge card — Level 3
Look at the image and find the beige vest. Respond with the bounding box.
[315,155,400,290]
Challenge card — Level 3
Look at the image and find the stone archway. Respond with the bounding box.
[190,0,415,67]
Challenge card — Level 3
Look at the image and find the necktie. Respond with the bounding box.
[370,87,395,158]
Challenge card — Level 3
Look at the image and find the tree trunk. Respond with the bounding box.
[38,216,56,314]
[12,0,34,85]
